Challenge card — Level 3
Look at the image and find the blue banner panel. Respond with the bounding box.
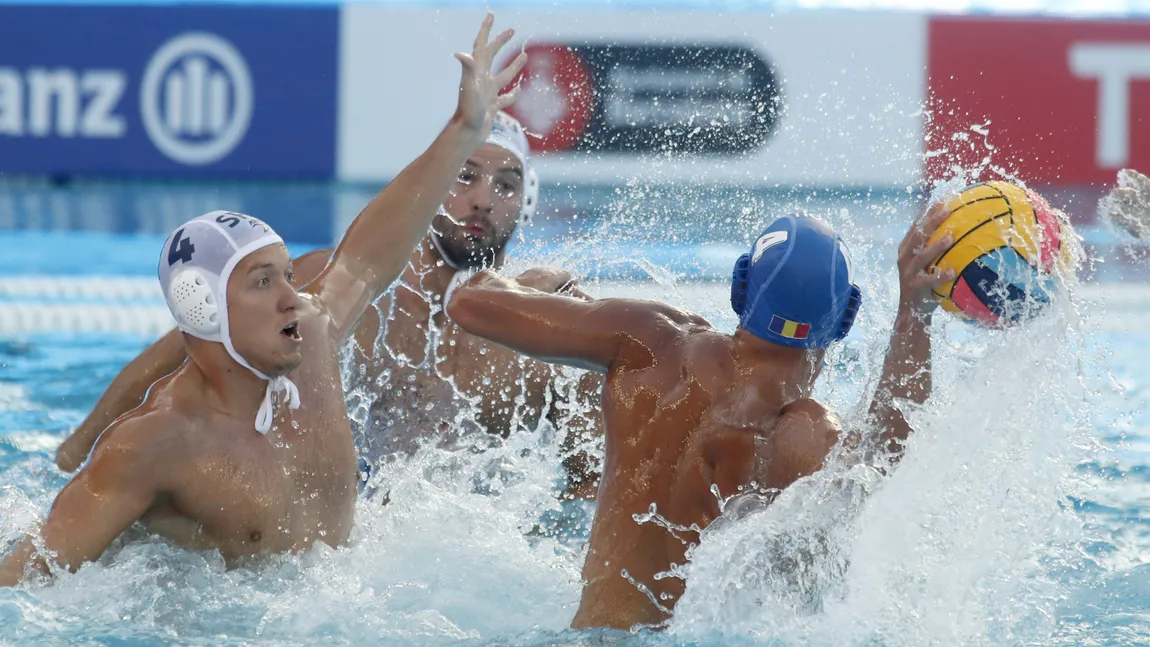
[0,5,337,178]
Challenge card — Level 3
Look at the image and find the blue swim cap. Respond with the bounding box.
[730,215,861,349]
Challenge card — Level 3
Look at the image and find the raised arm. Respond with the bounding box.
[866,202,955,465]
[447,268,686,373]
[303,14,527,344]
[2,419,162,586]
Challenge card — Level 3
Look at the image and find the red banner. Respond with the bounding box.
[927,17,1150,186]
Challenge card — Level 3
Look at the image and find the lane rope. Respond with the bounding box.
[2,276,1148,336]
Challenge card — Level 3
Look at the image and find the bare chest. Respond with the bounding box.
[156,417,357,559]
[361,309,547,440]
[155,348,357,559]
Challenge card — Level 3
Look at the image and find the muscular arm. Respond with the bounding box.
[3,419,162,586]
[56,249,335,473]
[448,270,686,372]
[864,201,953,466]
[301,16,525,345]
[56,330,185,472]
[867,305,933,461]
[301,119,483,344]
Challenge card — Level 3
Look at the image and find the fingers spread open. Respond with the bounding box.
[494,52,528,89]
[455,52,476,71]
[473,12,494,55]
[486,28,515,61]
[496,89,520,110]
[918,202,953,239]
[912,232,954,269]
[912,266,955,293]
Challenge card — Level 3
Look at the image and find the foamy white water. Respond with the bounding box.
[1,192,1147,645]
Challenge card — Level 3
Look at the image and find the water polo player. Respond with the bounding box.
[55,110,603,499]
[445,204,957,629]
[1,14,525,586]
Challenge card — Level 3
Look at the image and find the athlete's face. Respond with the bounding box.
[432,143,524,269]
[227,244,304,376]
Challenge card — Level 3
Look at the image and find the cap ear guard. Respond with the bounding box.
[168,268,221,337]
[521,168,540,224]
[832,283,862,341]
[730,253,751,315]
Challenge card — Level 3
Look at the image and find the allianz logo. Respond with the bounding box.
[0,32,253,166]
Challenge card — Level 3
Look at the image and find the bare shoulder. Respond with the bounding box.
[780,399,841,428]
[96,367,203,452]
[773,399,843,474]
[635,299,712,329]
[81,404,191,489]
[779,399,842,440]
[601,298,714,342]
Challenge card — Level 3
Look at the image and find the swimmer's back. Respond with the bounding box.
[575,315,747,628]
[575,310,840,629]
[667,398,841,529]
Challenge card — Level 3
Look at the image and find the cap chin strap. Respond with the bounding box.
[429,221,465,271]
[254,376,301,434]
[442,268,477,322]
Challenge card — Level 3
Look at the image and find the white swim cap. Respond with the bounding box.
[158,210,300,434]
[486,111,538,223]
[432,112,542,271]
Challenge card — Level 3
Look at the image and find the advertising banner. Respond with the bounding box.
[339,7,928,187]
[0,5,338,177]
[928,17,1150,186]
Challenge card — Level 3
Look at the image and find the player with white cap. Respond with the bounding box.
[57,109,603,500]
[2,13,526,586]
[158,210,303,434]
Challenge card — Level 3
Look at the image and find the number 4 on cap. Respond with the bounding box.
[168,228,196,266]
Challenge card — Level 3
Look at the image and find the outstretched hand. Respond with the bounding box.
[897,200,957,313]
[1101,169,1150,242]
[454,13,528,138]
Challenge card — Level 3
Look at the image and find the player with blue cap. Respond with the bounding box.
[730,214,861,349]
[443,206,956,630]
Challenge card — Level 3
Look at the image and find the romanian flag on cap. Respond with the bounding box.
[768,315,811,340]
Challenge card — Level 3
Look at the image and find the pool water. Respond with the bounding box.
[2,182,1150,646]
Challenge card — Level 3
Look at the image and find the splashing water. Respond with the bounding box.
[1,372,588,645]
[1,177,1149,645]
[658,181,1114,646]
[672,310,1098,646]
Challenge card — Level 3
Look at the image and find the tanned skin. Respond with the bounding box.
[2,14,528,587]
[447,205,957,629]
[56,145,601,498]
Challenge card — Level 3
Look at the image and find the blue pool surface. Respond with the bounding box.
[2,181,1150,645]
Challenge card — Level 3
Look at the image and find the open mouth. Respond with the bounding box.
[281,321,302,342]
[464,221,488,238]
